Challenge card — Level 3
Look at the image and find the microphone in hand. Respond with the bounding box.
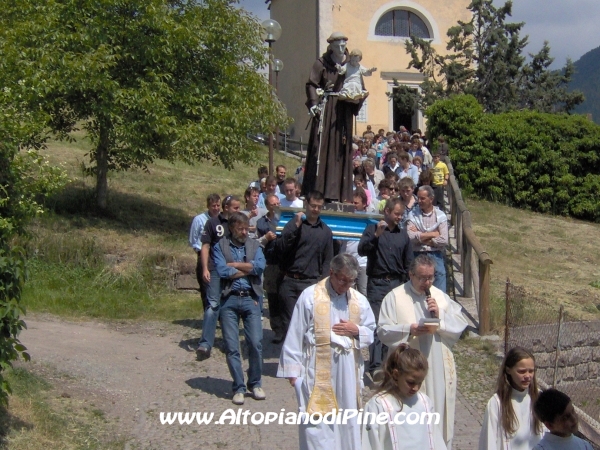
[425,288,437,318]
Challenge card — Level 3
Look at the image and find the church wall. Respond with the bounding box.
[271,0,471,142]
[333,0,471,135]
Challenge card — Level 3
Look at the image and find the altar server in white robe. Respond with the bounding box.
[362,344,447,450]
[479,347,545,450]
[277,253,376,450]
[377,254,468,448]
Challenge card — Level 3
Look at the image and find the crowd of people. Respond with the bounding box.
[188,135,592,450]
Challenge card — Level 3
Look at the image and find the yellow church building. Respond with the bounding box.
[269,0,471,141]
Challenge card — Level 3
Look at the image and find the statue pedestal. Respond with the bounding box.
[275,206,382,241]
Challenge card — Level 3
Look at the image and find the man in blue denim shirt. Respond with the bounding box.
[213,212,266,405]
[189,193,221,311]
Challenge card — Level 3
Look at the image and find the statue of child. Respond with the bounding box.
[335,49,377,102]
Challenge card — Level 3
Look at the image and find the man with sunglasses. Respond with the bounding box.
[377,254,468,448]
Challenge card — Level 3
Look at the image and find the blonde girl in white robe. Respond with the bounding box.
[478,347,545,450]
[362,344,446,450]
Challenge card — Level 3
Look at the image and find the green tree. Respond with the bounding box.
[406,0,583,113]
[387,82,420,116]
[0,0,287,210]
[0,85,67,404]
[426,95,600,221]
[519,42,585,113]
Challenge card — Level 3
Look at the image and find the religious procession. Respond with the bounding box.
[187,31,593,450]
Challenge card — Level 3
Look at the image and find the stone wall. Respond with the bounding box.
[508,321,600,385]
[507,320,600,434]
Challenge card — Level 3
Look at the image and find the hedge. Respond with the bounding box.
[426,95,600,222]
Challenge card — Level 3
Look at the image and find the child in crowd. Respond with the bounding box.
[412,156,423,174]
[353,173,372,208]
[532,388,593,450]
[372,179,394,214]
[362,344,446,450]
[479,347,544,450]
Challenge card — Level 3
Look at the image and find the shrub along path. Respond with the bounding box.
[19,312,484,449]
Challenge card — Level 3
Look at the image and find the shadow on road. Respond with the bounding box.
[185,377,232,399]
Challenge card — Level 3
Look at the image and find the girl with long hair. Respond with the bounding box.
[362,344,446,450]
[478,346,544,449]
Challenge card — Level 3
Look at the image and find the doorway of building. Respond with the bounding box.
[392,85,418,132]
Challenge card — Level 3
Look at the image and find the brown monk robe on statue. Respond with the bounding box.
[302,32,365,203]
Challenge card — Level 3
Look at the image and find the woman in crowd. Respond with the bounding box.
[397,177,417,224]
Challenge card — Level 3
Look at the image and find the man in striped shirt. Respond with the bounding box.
[406,186,448,292]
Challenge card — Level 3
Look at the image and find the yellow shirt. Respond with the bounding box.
[431,161,449,186]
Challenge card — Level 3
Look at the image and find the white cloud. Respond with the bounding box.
[500,0,600,67]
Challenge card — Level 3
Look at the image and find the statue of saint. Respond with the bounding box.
[302,32,366,203]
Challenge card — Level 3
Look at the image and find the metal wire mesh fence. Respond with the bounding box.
[504,279,600,447]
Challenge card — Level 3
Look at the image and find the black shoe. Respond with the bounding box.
[196,346,211,361]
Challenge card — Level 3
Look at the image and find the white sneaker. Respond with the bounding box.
[232,392,245,405]
[252,387,266,400]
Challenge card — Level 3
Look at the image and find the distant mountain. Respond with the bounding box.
[570,45,600,123]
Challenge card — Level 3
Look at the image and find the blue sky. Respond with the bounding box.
[238,0,600,68]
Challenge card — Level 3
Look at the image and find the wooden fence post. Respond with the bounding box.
[479,258,491,335]
[463,243,473,298]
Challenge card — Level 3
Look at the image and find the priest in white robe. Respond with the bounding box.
[378,254,468,448]
[277,253,376,450]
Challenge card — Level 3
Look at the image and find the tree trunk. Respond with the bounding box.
[95,124,110,210]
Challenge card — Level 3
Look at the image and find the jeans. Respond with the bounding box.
[220,294,263,394]
[430,250,447,293]
[366,277,403,373]
[416,250,447,293]
[196,253,208,311]
[198,270,222,351]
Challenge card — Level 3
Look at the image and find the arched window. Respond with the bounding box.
[375,9,430,39]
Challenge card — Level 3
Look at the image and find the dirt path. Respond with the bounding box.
[20,315,300,450]
[19,315,482,449]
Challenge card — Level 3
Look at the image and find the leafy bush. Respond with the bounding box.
[0,76,68,404]
[427,95,600,221]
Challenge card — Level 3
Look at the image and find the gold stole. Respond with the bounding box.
[306,278,361,415]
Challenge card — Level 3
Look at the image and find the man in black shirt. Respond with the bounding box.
[358,197,414,378]
[276,191,333,336]
[196,195,241,360]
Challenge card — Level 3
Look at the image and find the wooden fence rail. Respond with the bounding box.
[445,158,493,335]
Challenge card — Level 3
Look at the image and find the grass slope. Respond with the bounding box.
[468,198,600,326]
[21,134,600,327]
[22,133,299,321]
[0,366,124,449]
